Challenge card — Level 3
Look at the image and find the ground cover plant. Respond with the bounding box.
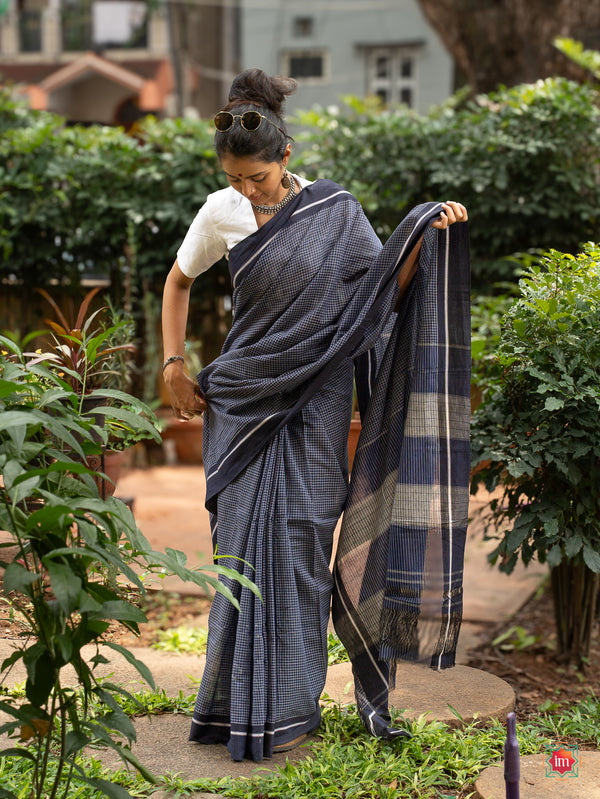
[3,564,600,797]
[2,677,598,799]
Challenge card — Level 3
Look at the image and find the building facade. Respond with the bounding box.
[240,0,454,116]
[0,0,453,125]
[0,0,236,125]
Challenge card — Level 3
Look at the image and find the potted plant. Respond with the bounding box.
[34,287,136,399]
[470,243,600,667]
[0,339,259,799]
[30,287,156,493]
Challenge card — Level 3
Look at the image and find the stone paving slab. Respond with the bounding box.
[88,713,312,781]
[0,640,205,697]
[88,662,515,783]
[475,752,600,798]
[389,663,515,726]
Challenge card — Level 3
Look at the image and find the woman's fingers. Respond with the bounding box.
[431,201,468,229]
[165,371,207,419]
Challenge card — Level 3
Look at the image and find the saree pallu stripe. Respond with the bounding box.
[190,179,469,760]
[332,221,471,737]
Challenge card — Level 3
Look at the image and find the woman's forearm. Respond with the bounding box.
[162,260,194,361]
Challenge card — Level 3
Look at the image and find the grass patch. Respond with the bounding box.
[150,627,352,667]
[4,688,600,798]
[152,625,209,655]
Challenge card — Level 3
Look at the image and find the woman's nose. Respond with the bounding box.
[241,181,253,197]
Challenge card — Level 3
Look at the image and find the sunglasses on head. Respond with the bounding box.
[213,110,287,138]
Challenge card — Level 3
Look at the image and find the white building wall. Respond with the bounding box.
[240,0,453,116]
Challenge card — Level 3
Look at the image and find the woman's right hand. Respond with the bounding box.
[163,365,207,420]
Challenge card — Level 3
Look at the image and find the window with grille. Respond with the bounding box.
[367,47,418,108]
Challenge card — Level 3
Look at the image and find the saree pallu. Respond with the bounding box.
[189,180,470,761]
[333,219,471,738]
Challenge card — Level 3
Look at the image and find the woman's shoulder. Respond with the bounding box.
[205,185,245,214]
[298,178,361,207]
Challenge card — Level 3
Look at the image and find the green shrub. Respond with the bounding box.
[297,78,600,285]
[470,243,600,663]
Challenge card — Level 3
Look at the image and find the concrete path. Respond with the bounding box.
[475,752,600,798]
[1,464,552,796]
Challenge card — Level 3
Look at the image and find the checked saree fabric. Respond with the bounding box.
[188,179,471,760]
[333,211,471,738]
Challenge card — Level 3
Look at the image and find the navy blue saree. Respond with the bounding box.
[189,179,470,760]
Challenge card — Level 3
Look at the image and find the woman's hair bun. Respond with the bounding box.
[228,68,297,116]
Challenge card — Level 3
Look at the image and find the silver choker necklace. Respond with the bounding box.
[251,174,296,215]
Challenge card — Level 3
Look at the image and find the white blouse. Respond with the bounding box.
[176,174,312,279]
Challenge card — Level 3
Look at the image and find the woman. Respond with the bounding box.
[162,69,470,762]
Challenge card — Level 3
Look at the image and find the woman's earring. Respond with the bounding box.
[281,169,291,189]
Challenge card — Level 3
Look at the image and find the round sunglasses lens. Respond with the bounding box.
[241,112,262,131]
[214,112,233,131]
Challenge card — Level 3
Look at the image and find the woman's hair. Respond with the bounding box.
[214,68,297,163]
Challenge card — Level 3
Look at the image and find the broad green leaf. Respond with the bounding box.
[64,730,91,756]
[92,600,147,623]
[2,561,40,594]
[97,709,136,742]
[91,405,161,442]
[0,410,41,431]
[512,318,526,337]
[546,545,563,568]
[564,535,582,558]
[583,546,600,573]
[44,560,82,615]
[544,396,564,411]
[6,424,26,452]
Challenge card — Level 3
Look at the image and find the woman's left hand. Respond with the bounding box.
[432,201,468,229]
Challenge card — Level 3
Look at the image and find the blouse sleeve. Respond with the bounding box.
[176,197,228,278]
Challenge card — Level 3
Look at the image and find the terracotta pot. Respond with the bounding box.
[160,415,204,464]
[87,450,126,499]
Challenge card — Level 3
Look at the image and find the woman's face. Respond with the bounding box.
[220,146,291,208]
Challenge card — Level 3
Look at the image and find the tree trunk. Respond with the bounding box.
[417,0,599,93]
[550,560,599,667]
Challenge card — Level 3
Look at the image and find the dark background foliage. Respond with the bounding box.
[1,77,599,396]
[296,78,600,285]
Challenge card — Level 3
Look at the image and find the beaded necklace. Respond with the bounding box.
[251,174,296,215]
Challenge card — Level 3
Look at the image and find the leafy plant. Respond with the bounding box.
[296,78,600,287]
[152,625,208,655]
[554,37,600,82]
[327,632,350,665]
[491,625,541,652]
[471,243,600,665]
[470,284,519,400]
[33,287,135,396]
[0,340,260,799]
